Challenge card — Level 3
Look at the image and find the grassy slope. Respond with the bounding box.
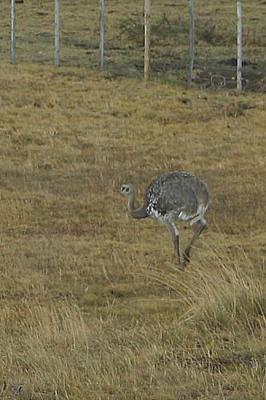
[0,1,266,399]
[0,62,265,400]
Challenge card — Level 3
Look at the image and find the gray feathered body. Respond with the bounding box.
[143,172,209,224]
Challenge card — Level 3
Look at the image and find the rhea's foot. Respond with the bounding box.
[182,250,191,267]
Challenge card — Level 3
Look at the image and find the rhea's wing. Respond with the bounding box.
[158,181,198,217]
[145,172,199,218]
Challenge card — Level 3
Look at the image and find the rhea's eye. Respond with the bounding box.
[125,187,129,192]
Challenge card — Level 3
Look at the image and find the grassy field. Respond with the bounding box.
[0,1,266,399]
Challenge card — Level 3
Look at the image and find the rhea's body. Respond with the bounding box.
[120,171,209,266]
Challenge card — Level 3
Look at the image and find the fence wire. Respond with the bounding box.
[1,0,265,91]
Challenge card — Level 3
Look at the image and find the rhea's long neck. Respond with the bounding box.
[128,189,148,219]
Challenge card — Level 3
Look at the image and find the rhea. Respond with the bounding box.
[120,171,209,266]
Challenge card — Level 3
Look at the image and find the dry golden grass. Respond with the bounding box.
[0,61,265,399]
[0,1,266,398]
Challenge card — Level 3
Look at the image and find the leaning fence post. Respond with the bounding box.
[99,0,105,70]
[188,0,195,85]
[11,0,16,64]
[144,0,151,80]
[55,0,61,66]
[237,0,243,90]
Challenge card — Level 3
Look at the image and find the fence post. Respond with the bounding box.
[188,0,195,85]
[237,0,243,90]
[55,0,61,66]
[11,0,16,64]
[144,0,151,80]
[99,0,105,70]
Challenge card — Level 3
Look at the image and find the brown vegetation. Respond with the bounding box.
[0,62,265,399]
[0,0,265,398]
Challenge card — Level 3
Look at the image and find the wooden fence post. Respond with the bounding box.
[188,0,195,85]
[144,0,151,80]
[99,0,105,70]
[237,0,243,90]
[11,0,16,64]
[55,0,61,66]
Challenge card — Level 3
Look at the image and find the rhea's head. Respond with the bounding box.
[120,183,134,197]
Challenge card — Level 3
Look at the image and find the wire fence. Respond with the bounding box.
[1,0,266,91]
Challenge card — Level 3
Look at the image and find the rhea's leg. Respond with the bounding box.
[163,220,181,265]
[183,219,207,266]
[172,233,180,264]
